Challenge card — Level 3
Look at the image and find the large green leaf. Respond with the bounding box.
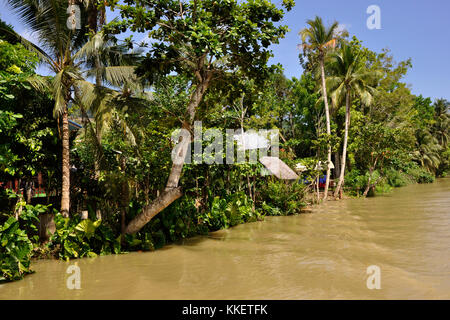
[75,219,101,240]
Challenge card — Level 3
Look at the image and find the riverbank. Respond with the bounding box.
[1,169,445,285]
[2,177,449,299]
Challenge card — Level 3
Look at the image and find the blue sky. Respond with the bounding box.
[1,0,449,101]
[270,0,450,101]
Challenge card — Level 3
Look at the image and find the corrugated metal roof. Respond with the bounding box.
[259,156,299,180]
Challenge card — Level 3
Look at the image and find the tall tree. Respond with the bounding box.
[3,0,135,218]
[104,0,294,234]
[432,99,449,148]
[300,16,342,200]
[327,41,379,197]
[413,129,442,174]
[3,0,92,217]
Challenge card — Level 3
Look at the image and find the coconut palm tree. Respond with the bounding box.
[327,41,380,198]
[3,0,93,218]
[3,0,138,221]
[300,16,343,200]
[432,99,450,148]
[74,32,142,155]
[413,129,442,173]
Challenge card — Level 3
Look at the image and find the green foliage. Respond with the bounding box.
[0,29,58,189]
[374,179,392,195]
[202,196,229,230]
[438,147,450,176]
[48,214,121,260]
[160,197,203,241]
[260,180,306,215]
[0,217,34,281]
[200,192,258,231]
[1,1,448,286]
[0,110,22,173]
[344,169,368,195]
[106,0,293,85]
[0,39,38,74]
[405,165,435,184]
[19,204,50,243]
[385,168,409,188]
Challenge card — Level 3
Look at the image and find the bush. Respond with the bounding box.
[0,217,34,281]
[158,197,204,241]
[203,197,229,230]
[437,147,450,177]
[406,165,435,184]
[260,180,306,216]
[374,180,393,194]
[385,168,410,188]
[200,192,258,231]
[225,192,258,226]
[342,169,367,195]
[48,213,121,261]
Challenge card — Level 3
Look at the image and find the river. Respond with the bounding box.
[1,178,449,299]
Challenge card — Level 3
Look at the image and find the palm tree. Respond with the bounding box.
[3,0,137,221]
[327,41,380,198]
[300,16,343,200]
[432,99,450,148]
[74,32,142,157]
[413,129,442,173]
[4,0,93,218]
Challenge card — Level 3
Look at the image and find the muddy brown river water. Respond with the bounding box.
[1,178,449,299]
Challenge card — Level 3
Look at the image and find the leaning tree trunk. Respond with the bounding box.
[363,173,372,197]
[125,75,212,234]
[363,165,382,197]
[320,58,332,200]
[334,89,350,198]
[61,106,71,217]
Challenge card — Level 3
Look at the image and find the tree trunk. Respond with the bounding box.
[320,59,332,200]
[94,121,102,221]
[61,107,70,217]
[125,187,183,234]
[125,75,212,234]
[87,1,98,33]
[334,150,340,179]
[334,89,350,198]
[316,175,320,203]
[120,157,129,236]
[363,173,371,197]
[14,193,23,220]
[25,181,33,204]
[94,47,103,220]
[39,213,56,243]
[363,169,382,197]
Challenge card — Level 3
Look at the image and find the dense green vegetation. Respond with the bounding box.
[1,1,448,282]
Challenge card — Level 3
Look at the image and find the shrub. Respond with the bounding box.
[0,217,34,281]
[159,197,204,241]
[48,214,121,261]
[200,192,257,231]
[225,192,258,226]
[374,180,393,194]
[406,165,435,184]
[260,180,306,216]
[343,169,368,195]
[385,168,410,188]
